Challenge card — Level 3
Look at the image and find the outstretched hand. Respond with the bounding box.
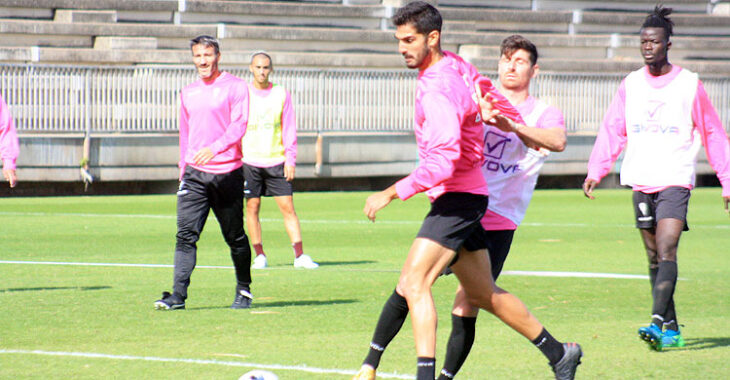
[583,179,598,200]
[475,86,518,133]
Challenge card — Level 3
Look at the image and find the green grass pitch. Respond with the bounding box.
[1,188,728,379]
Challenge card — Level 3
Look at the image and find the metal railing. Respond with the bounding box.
[1,64,729,135]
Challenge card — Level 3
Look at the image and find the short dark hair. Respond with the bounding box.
[641,4,673,40]
[500,35,538,66]
[392,1,442,35]
[250,51,273,67]
[190,35,220,55]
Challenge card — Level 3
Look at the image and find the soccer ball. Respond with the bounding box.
[239,369,279,380]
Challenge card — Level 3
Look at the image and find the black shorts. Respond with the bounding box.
[483,230,515,280]
[416,192,488,252]
[243,163,293,198]
[633,187,690,231]
[445,228,515,280]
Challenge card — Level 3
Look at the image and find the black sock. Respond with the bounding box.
[438,314,476,380]
[649,265,658,290]
[664,299,678,331]
[531,328,564,365]
[651,261,677,327]
[363,289,409,369]
[417,357,435,380]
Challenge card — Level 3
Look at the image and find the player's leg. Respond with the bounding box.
[155,167,211,310]
[399,192,488,380]
[652,217,683,343]
[450,248,543,339]
[274,195,317,268]
[438,285,478,380]
[636,187,688,349]
[637,226,665,346]
[266,163,316,268]
[353,287,410,380]
[451,248,582,379]
[398,237,456,380]
[438,230,514,379]
[244,164,267,269]
[652,188,689,345]
[274,195,302,245]
[210,167,253,308]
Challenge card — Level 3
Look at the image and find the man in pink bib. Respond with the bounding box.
[243,52,318,270]
[583,6,730,351]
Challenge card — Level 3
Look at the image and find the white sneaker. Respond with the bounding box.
[252,254,267,269]
[293,254,319,269]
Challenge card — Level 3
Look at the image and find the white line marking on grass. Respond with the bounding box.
[0,260,652,279]
[1,211,728,229]
[0,349,414,379]
[502,270,649,280]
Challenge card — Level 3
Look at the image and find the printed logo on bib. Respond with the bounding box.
[630,100,679,135]
[484,131,511,159]
[483,131,519,174]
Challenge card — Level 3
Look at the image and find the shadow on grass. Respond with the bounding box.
[680,337,730,350]
[187,298,357,311]
[0,286,111,293]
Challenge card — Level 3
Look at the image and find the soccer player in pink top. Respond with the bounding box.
[0,94,19,188]
[438,34,573,380]
[243,52,318,270]
[356,3,581,380]
[155,35,253,311]
[583,6,730,351]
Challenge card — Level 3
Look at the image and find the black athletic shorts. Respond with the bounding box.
[633,186,690,231]
[243,163,293,198]
[482,229,515,280]
[444,229,515,280]
[416,192,488,252]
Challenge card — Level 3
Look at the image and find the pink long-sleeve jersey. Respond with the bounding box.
[0,95,19,170]
[395,51,523,202]
[586,65,730,197]
[179,72,249,177]
[396,51,522,201]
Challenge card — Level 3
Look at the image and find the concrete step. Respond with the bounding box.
[529,0,712,13]
[0,33,91,48]
[0,5,52,19]
[54,9,117,23]
[0,19,217,39]
[0,0,177,11]
[94,37,157,50]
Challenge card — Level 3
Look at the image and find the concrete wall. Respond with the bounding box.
[12,133,716,185]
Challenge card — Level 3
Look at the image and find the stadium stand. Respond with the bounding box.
[0,0,728,187]
[0,0,729,72]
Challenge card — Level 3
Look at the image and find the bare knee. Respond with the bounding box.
[462,287,497,314]
[397,274,431,301]
[246,198,261,216]
[452,288,479,317]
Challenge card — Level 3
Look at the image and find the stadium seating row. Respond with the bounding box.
[0,0,729,73]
